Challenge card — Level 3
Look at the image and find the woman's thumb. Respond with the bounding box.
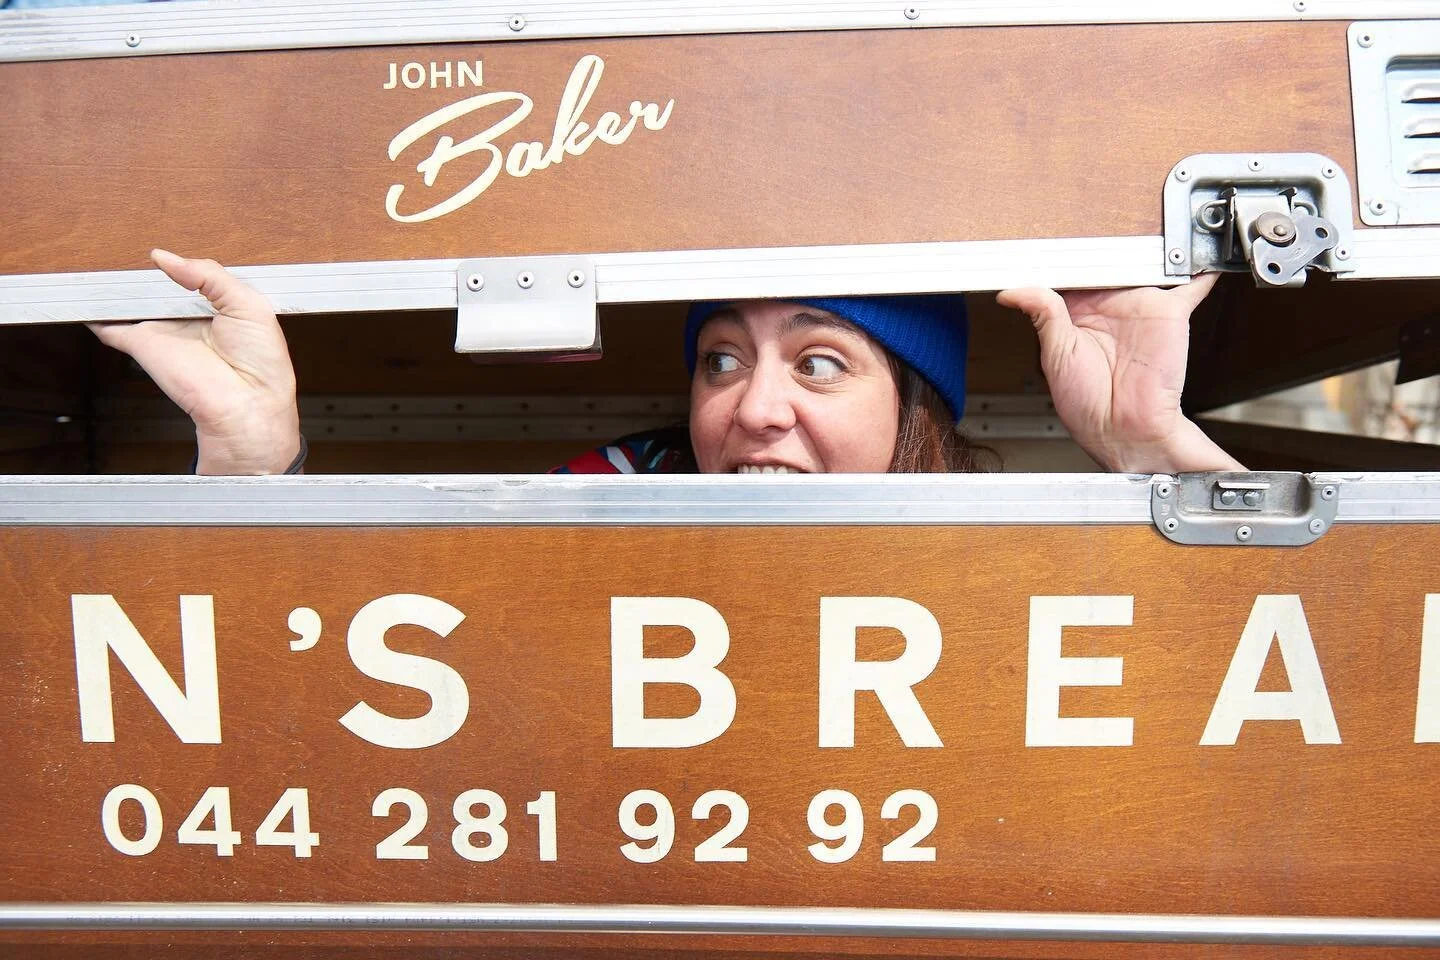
[151,249,275,322]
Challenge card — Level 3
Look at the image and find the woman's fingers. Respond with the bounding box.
[996,286,1077,359]
[150,248,276,324]
[1163,271,1220,313]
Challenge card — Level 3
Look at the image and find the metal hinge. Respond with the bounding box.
[1164,154,1356,287]
[1151,473,1339,546]
[454,255,601,360]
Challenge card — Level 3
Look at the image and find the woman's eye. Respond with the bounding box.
[705,351,740,375]
[799,354,846,379]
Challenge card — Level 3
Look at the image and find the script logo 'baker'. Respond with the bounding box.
[385,54,675,224]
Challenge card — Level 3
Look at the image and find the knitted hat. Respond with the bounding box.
[684,295,969,419]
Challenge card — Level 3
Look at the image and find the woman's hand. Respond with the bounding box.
[88,250,302,475]
[997,274,1244,473]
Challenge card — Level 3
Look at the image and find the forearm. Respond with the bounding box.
[1086,417,1246,474]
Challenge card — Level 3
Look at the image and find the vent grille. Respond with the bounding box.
[1390,62,1440,185]
[1351,22,1440,226]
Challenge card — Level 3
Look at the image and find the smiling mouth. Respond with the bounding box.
[735,464,805,475]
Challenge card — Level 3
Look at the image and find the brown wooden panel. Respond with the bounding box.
[1,23,1354,275]
[0,522,1435,960]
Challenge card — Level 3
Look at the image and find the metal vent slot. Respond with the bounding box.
[1404,118,1440,138]
[1401,79,1440,103]
[1409,153,1440,175]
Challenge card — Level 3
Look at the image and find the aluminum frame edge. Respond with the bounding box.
[1,473,1439,526]
[1,0,1437,63]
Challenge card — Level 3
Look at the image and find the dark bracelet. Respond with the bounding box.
[189,434,308,475]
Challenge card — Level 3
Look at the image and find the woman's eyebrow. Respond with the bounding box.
[781,310,860,338]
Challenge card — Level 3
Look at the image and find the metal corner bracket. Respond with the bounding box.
[455,255,601,361]
[1152,473,1339,546]
[1163,154,1356,287]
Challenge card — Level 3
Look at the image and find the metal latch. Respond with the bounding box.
[1164,154,1355,287]
[455,256,601,360]
[1152,473,1339,546]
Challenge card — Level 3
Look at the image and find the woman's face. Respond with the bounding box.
[689,301,900,474]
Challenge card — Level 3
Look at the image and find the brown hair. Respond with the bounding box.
[887,356,999,474]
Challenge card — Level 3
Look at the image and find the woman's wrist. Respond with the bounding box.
[194,415,303,476]
[1086,417,1246,474]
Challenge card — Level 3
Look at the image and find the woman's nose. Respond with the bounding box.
[732,364,797,435]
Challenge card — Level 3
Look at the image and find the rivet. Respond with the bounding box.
[1293,0,1307,11]
[1163,518,1179,533]
[1309,518,1325,534]
[1248,158,1264,172]
[1157,483,1172,499]
[1368,198,1388,216]
[1357,32,1374,48]
[1175,167,1191,182]
[1334,246,1350,261]
[465,274,484,292]
[1322,485,1337,500]
[1168,248,1186,265]
[567,270,586,288]
[125,34,141,47]
[509,14,526,31]
[1220,490,1239,506]
[1236,525,1254,543]
[1321,164,1337,179]
[517,271,535,289]
[1243,490,1263,507]
[904,6,920,20]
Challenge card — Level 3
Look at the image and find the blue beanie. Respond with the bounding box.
[683,295,969,419]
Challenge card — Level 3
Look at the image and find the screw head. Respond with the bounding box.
[509,14,526,31]
[1309,518,1325,534]
[1236,525,1254,543]
[1322,485,1337,500]
[1248,158,1264,172]
[1157,483,1172,499]
[904,6,920,20]
[1163,518,1179,533]
[1368,198,1389,216]
[1334,246,1350,261]
[1168,248,1186,265]
[517,271,535,289]
[125,33,141,47]
[1358,32,1374,48]
[1175,167,1191,182]
[465,274,484,292]
[1321,164,1337,179]
[1293,0,1307,11]
[567,270,586,288]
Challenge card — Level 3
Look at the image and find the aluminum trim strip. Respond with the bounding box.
[2,0,1437,63]
[0,474,1157,526]
[1,901,1438,944]
[0,237,1171,325]
[1,473,1439,526]
[1344,225,1440,278]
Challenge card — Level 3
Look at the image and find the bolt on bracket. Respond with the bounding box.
[455,256,601,361]
[1164,154,1355,287]
[1152,473,1339,546]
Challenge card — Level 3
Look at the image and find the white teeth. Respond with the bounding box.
[736,464,797,474]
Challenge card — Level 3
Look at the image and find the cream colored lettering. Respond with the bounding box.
[385,54,676,223]
[431,61,452,89]
[458,60,483,88]
[385,92,533,224]
[384,62,398,90]
[401,62,425,89]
